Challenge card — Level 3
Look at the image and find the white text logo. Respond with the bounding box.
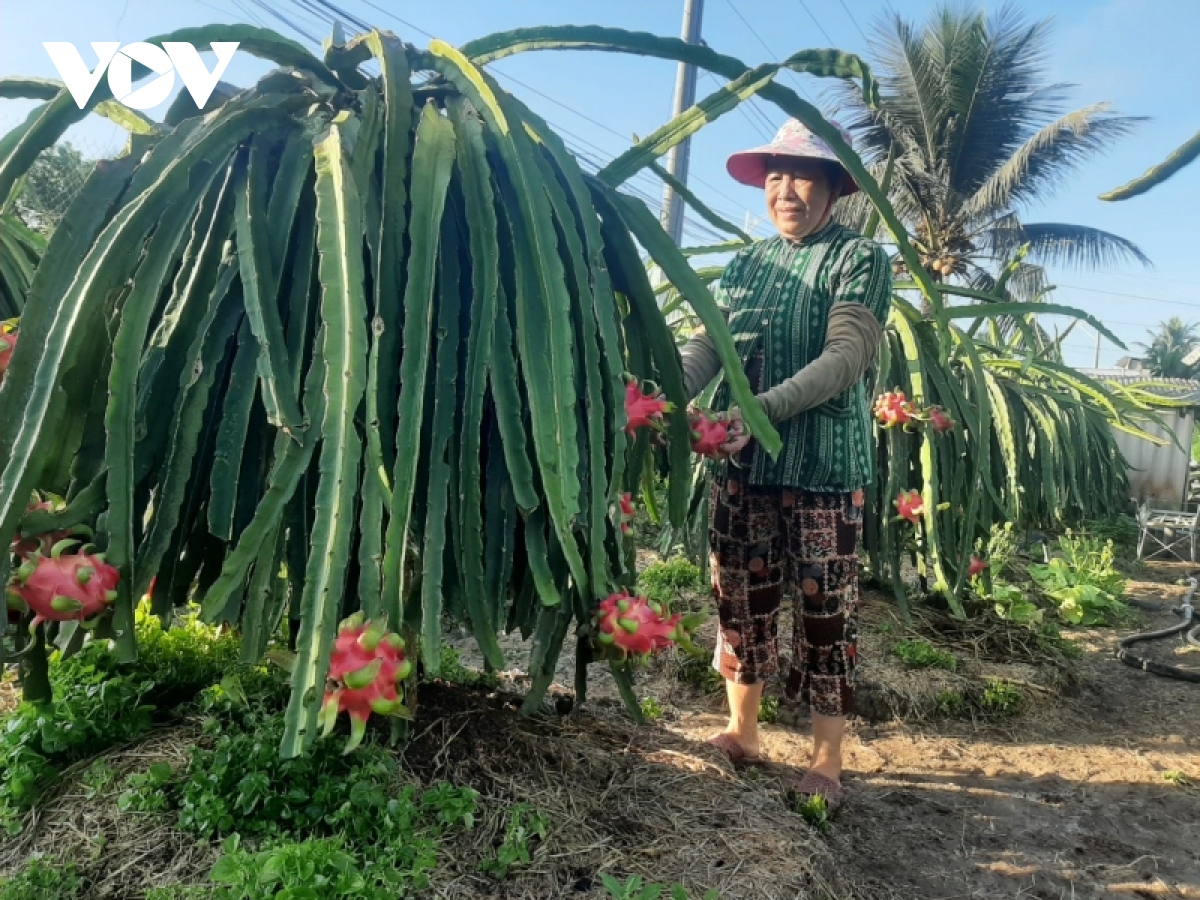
[42,41,239,110]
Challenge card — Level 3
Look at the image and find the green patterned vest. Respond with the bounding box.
[711,223,892,491]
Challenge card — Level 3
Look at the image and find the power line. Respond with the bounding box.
[705,71,773,140]
[836,0,871,44]
[794,0,836,45]
[272,0,771,239]
[721,0,816,103]
[1054,283,1200,310]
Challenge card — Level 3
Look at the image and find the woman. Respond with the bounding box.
[678,119,891,812]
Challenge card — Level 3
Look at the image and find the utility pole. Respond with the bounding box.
[659,0,705,245]
[1094,327,1102,369]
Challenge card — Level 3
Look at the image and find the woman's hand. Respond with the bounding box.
[722,407,753,457]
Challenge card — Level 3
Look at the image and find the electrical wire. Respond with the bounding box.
[271,0,772,240]
[794,0,836,45]
[720,0,816,103]
[835,0,871,44]
[704,71,773,141]
[1053,283,1199,309]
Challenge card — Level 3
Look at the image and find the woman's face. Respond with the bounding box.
[764,158,838,241]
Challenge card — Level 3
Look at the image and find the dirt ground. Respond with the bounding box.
[435,559,1200,899]
[3,562,1198,899]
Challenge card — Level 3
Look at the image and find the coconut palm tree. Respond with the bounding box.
[1140,318,1200,379]
[833,3,1151,300]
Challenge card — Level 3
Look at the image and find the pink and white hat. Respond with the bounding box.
[726,118,859,196]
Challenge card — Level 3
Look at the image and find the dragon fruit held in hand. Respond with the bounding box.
[317,613,413,754]
[7,540,119,633]
[688,408,745,458]
[624,377,673,433]
[593,591,682,658]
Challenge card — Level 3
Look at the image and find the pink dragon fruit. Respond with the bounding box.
[967,555,988,578]
[616,492,636,536]
[317,613,413,754]
[7,540,119,633]
[624,378,673,434]
[928,407,956,434]
[688,408,745,458]
[593,592,681,658]
[894,489,926,525]
[0,319,17,380]
[873,390,917,429]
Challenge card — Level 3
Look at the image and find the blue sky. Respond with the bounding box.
[2,0,1197,369]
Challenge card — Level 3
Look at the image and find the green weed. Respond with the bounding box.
[637,557,705,608]
[980,679,1023,718]
[935,690,968,718]
[891,639,958,671]
[758,695,780,724]
[1163,770,1193,788]
[0,858,84,900]
[0,603,255,833]
[675,656,723,695]
[429,646,500,691]
[1029,532,1129,626]
[792,793,832,834]
[639,697,664,720]
[479,803,549,880]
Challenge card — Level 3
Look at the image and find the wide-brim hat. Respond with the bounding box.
[726,118,859,196]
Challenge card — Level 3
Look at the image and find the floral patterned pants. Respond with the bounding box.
[708,476,863,719]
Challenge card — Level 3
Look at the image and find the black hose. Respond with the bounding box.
[1116,576,1200,684]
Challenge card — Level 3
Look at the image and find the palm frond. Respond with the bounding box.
[964,104,1146,217]
[983,220,1151,270]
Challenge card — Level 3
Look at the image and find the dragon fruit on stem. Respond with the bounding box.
[593,592,683,658]
[616,492,636,536]
[7,539,119,633]
[894,489,926,525]
[873,390,917,428]
[624,377,673,434]
[317,613,414,754]
[0,319,17,380]
[927,407,956,434]
[11,494,76,558]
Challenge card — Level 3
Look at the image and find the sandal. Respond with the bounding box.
[707,733,764,768]
[790,770,846,813]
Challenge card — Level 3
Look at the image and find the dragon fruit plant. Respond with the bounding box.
[591,591,705,661]
[317,613,414,754]
[7,539,119,634]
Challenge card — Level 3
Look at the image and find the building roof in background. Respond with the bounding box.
[1079,369,1200,406]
